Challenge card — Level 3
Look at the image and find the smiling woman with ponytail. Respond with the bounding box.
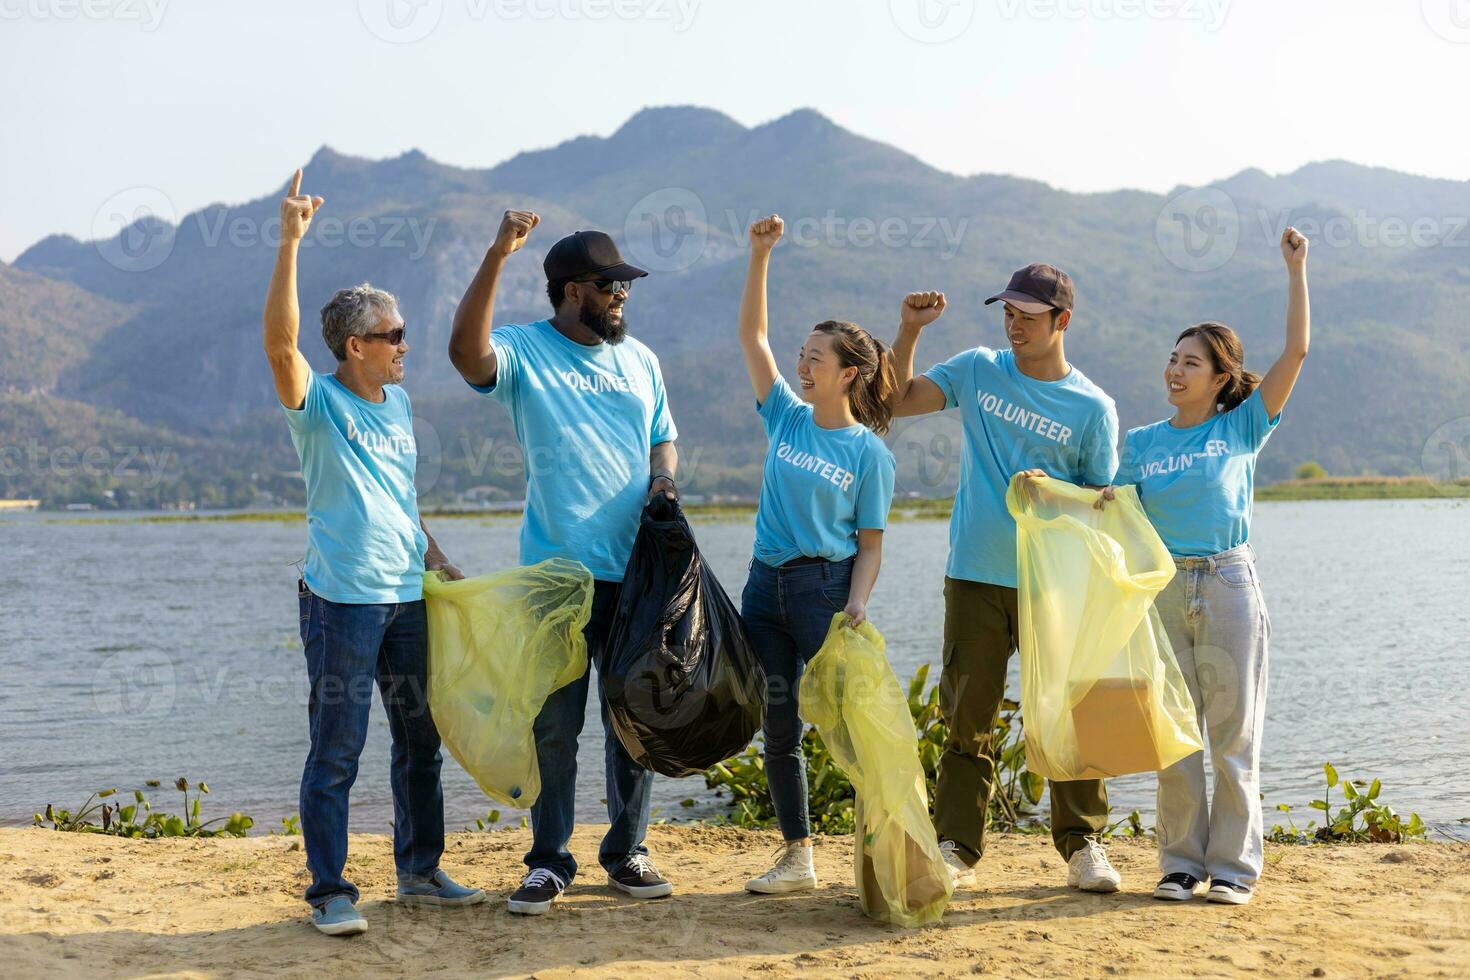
[733,214,929,898]
[1108,226,1312,908]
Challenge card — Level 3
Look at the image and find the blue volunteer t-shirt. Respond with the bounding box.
[923,346,1118,588]
[752,376,896,566]
[474,320,677,582]
[1122,388,1281,557]
[282,373,427,604]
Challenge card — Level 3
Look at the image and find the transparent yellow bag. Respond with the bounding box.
[800,614,953,928]
[1006,475,1203,781]
[423,558,594,808]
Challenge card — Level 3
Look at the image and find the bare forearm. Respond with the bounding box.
[422,522,445,564]
[1285,266,1310,358]
[263,242,301,357]
[449,249,506,384]
[740,250,771,348]
[650,441,678,482]
[888,323,927,416]
[850,539,882,605]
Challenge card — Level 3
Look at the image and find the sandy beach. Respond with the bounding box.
[3,824,1468,978]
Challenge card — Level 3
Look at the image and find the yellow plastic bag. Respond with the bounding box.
[423,558,594,808]
[1006,475,1203,781]
[800,614,953,928]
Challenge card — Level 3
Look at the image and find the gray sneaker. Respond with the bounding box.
[311,895,368,936]
[396,869,486,907]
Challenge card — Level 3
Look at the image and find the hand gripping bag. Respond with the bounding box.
[1006,475,1204,780]
[423,558,594,808]
[801,614,953,928]
[602,495,765,777]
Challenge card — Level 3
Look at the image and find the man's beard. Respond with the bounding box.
[580,300,627,344]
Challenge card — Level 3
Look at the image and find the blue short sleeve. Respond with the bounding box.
[856,450,896,530]
[469,331,521,402]
[1224,388,1281,452]
[648,351,677,445]
[281,371,327,434]
[756,375,802,436]
[920,350,970,410]
[1081,404,1120,486]
[1120,427,1144,486]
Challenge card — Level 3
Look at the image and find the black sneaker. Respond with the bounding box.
[1207,880,1253,905]
[507,868,566,916]
[1152,872,1204,901]
[608,854,673,899]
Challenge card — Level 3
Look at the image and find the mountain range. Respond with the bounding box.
[4,105,1467,507]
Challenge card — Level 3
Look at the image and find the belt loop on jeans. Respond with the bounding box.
[1206,555,1218,575]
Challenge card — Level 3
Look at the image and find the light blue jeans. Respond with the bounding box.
[1152,543,1271,887]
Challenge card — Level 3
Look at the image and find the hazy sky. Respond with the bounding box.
[3,0,1467,261]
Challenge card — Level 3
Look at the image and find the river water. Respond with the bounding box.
[2,500,1466,839]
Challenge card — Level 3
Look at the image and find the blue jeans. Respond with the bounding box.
[526,580,655,883]
[740,556,853,841]
[298,581,445,908]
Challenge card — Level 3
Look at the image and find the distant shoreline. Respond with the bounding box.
[23,477,1470,524]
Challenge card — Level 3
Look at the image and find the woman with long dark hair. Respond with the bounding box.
[1107,226,1310,906]
[735,214,937,894]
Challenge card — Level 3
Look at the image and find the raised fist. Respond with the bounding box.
[280,169,323,243]
[492,209,539,258]
[901,290,947,329]
[749,214,784,254]
[1281,225,1309,268]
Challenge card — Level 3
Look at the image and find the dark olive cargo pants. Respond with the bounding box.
[933,576,1110,864]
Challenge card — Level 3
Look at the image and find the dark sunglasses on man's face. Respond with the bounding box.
[578,278,632,296]
[362,326,407,345]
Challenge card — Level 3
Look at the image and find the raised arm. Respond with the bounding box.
[262,169,321,410]
[889,291,949,418]
[739,214,783,403]
[1258,226,1310,419]
[448,209,540,388]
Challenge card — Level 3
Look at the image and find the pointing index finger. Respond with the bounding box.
[289,169,303,197]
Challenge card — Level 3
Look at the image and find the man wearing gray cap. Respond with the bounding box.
[449,211,679,916]
[888,263,1122,893]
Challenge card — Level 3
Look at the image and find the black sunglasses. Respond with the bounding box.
[361,326,406,345]
[577,277,632,295]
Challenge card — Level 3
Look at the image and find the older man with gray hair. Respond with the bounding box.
[263,168,483,936]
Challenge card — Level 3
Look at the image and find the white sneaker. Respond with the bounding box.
[1066,839,1121,893]
[938,840,976,888]
[745,843,817,894]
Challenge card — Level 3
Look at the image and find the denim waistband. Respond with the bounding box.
[1172,542,1255,573]
[750,554,855,580]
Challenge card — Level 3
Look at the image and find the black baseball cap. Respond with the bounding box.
[984,263,1075,314]
[543,230,647,283]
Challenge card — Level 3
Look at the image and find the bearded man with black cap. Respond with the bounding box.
[887,262,1124,895]
[449,211,680,916]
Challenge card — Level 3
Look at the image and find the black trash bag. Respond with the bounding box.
[602,494,766,777]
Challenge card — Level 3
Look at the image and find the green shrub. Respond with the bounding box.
[703,664,1047,835]
[34,777,253,839]
[1295,461,1328,479]
[1268,763,1426,844]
